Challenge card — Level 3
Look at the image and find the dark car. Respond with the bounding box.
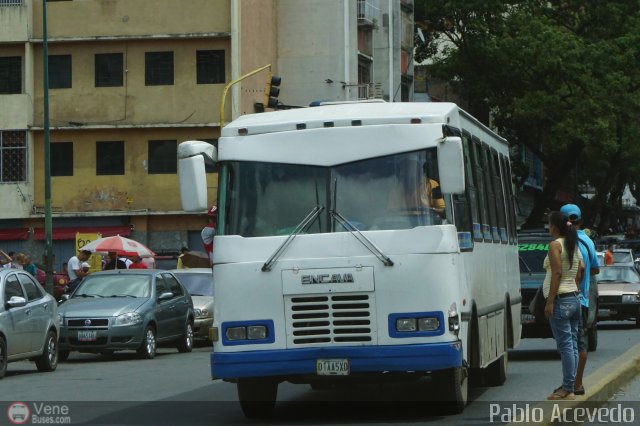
[596,265,640,326]
[518,230,598,351]
[57,269,195,360]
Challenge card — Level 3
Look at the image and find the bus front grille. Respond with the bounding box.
[285,293,376,346]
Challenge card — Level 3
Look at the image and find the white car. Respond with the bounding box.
[0,268,59,378]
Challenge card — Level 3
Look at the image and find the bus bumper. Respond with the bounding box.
[211,341,462,379]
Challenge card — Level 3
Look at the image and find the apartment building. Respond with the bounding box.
[0,0,412,270]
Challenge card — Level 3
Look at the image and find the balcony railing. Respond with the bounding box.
[0,0,23,6]
[357,83,383,100]
[357,0,380,27]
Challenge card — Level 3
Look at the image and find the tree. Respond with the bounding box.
[415,1,640,229]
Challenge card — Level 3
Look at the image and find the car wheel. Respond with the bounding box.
[0,336,7,379]
[137,326,157,359]
[35,331,58,372]
[58,350,70,362]
[177,322,194,353]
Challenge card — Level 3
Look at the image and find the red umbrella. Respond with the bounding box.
[81,235,156,258]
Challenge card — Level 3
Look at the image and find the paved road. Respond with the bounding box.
[1,321,639,425]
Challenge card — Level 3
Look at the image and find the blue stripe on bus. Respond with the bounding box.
[211,342,463,379]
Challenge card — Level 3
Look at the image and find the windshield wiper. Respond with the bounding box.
[74,294,101,298]
[331,210,394,267]
[109,294,136,298]
[262,205,325,272]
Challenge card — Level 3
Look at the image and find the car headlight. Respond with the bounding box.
[194,308,211,319]
[114,312,143,326]
[57,313,64,326]
[622,294,640,303]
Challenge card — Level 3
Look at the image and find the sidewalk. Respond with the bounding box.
[507,343,640,425]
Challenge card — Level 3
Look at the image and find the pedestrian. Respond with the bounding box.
[604,244,614,265]
[0,250,12,268]
[544,211,584,400]
[128,255,148,269]
[103,251,127,270]
[21,254,38,277]
[201,205,217,265]
[13,253,25,270]
[559,204,600,396]
[67,250,92,292]
[176,246,190,269]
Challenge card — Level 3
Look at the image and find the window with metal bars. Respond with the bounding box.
[0,130,27,182]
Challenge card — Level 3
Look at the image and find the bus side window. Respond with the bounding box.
[445,125,473,249]
[501,155,518,244]
[482,144,499,242]
[490,148,508,243]
[472,137,490,241]
[462,131,481,242]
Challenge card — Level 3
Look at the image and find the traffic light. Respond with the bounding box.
[264,75,281,109]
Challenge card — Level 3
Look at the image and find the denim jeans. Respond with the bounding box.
[549,294,580,393]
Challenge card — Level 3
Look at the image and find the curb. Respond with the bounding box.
[507,342,640,425]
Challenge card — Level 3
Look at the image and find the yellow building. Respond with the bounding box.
[0,0,278,267]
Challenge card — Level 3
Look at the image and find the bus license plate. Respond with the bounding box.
[78,330,97,342]
[316,359,350,376]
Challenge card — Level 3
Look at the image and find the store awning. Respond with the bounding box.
[33,225,131,241]
[0,228,29,241]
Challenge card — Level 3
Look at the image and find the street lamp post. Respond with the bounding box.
[42,0,54,295]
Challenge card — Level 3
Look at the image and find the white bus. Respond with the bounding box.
[177,102,521,417]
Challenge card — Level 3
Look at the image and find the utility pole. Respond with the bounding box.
[42,0,54,295]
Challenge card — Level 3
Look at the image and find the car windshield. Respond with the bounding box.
[613,251,634,263]
[175,273,213,296]
[596,267,640,283]
[518,241,549,273]
[73,274,151,298]
[224,149,449,237]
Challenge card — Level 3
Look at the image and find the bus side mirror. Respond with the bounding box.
[177,140,217,212]
[437,136,465,195]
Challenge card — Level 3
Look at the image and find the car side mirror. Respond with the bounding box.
[158,291,174,301]
[6,296,27,309]
[58,294,70,304]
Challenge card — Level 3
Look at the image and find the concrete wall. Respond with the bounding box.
[0,1,31,43]
[30,38,230,127]
[32,127,219,213]
[237,0,278,117]
[276,0,358,106]
[31,0,230,39]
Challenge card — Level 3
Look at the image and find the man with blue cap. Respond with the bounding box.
[559,203,599,396]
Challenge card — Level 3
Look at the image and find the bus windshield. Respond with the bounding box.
[225,148,449,237]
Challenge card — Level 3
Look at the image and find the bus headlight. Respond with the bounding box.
[396,318,417,332]
[247,325,267,340]
[622,294,640,303]
[225,326,247,341]
[418,317,440,331]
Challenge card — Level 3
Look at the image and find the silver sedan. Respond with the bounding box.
[169,268,214,341]
[0,268,59,378]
